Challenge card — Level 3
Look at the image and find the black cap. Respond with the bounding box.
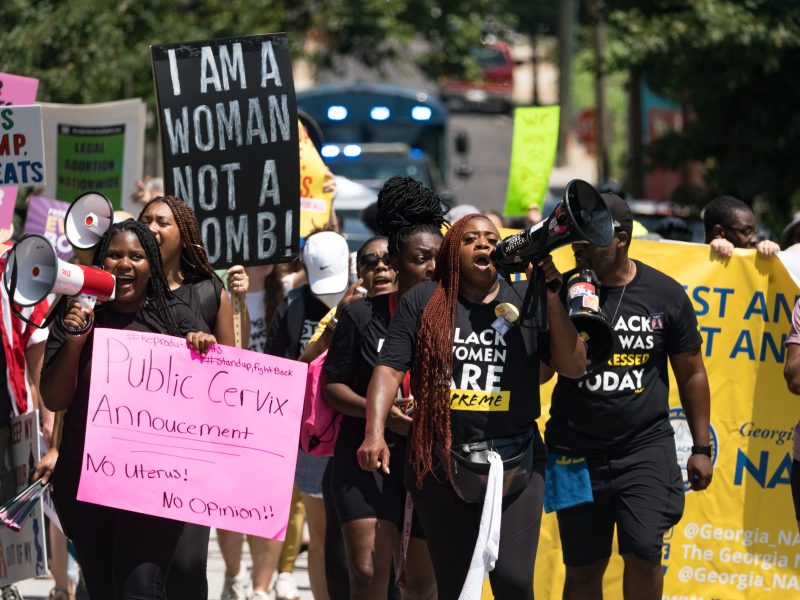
[601,193,633,236]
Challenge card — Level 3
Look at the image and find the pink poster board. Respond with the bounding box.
[78,328,307,539]
[0,72,39,230]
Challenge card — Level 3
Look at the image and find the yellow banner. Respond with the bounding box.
[298,121,333,238]
[481,240,800,599]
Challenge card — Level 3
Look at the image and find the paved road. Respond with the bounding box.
[15,529,314,600]
[446,111,595,215]
[447,113,515,214]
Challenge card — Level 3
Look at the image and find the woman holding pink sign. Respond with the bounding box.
[41,220,215,599]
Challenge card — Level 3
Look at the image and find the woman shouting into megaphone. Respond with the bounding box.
[40,220,215,600]
[358,214,586,600]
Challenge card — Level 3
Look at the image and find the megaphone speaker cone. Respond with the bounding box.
[564,180,614,248]
[3,235,59,306]
[65,192,114,250]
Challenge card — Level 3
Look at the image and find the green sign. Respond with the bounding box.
[503,106,560,216]
[56,124,125,208]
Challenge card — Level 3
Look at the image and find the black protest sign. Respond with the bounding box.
[151,33,299,268]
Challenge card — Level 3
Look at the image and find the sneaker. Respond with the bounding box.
[248,591,274,600]
[273,572,299,600]
[221,571,250,600]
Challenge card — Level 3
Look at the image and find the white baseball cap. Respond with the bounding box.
[303,231,350,295]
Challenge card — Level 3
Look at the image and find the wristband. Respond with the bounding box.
[691,445,712,457]
[61,315,93,336]
[326,315,338,333]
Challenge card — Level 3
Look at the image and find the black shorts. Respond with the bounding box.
[330,426,424,537]
[791,460,800,521]
[556,436,685,565]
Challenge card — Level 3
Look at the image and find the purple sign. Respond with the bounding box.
[23,196,74,261]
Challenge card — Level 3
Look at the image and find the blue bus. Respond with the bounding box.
[297,82,469,194]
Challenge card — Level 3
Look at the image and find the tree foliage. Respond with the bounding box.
[0,0,500,109]
[607,0,800,217]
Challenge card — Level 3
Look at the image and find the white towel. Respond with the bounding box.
[459,451,503,600]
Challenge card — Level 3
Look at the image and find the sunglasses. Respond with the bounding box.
[359,253,391,269]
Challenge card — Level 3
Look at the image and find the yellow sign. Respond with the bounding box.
[298,121,333,238]
[503,106,560,217]
[480,240,800,599]
[450,389,511,412]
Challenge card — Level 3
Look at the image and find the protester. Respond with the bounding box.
[325,177,443,599]
[782,300,800,534]
[543,193,712,599]
[138,195,249,347]
[40,220,216,598]
[32,412,77,600]
[359,212,585,599]
[130,177,165,207]
[781,212,800,250]
[138,195,249,599]
[524,203,543,227]
[483,210,505,231]
[301,235,396,364]
[216,263,309,600]
[703,195,779,257]
[0,241,51,600]
[653,216,693,242]
[266,230,352,600]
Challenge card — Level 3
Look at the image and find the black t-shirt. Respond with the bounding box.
[173,273,225,333]
[546,260,702,456]
[43,301,207,472]
[324,293,396,445]
[378,280,549,445]
[265,284,329,360]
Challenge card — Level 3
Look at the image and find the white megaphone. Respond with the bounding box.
[64,191,114,250]
[3,234,115,330]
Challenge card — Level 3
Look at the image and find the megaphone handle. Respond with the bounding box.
[521,268,548,330]
[61,294,96,336]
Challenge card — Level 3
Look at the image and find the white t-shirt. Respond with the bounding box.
[246,289,268,354]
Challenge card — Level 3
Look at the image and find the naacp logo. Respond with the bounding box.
[669,407,718,492]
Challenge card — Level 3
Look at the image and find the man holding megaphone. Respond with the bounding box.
[540,193,713,600]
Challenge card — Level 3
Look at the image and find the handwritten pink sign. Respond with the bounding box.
[0,72,39,229]
[77,328,307,539]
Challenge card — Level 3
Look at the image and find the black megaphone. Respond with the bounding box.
[491,179,614,274]
[566,269,613,371]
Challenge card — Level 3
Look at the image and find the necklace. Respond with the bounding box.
[609,259,633,326]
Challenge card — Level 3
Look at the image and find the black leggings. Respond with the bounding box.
[409,465,545,600]
[53,462,184,599]
[166,524,210,600]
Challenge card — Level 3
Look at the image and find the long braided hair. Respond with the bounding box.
[410,213,485,486]
[92,220,183,337]
[138,196,222,283]
[376,176,447,258]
